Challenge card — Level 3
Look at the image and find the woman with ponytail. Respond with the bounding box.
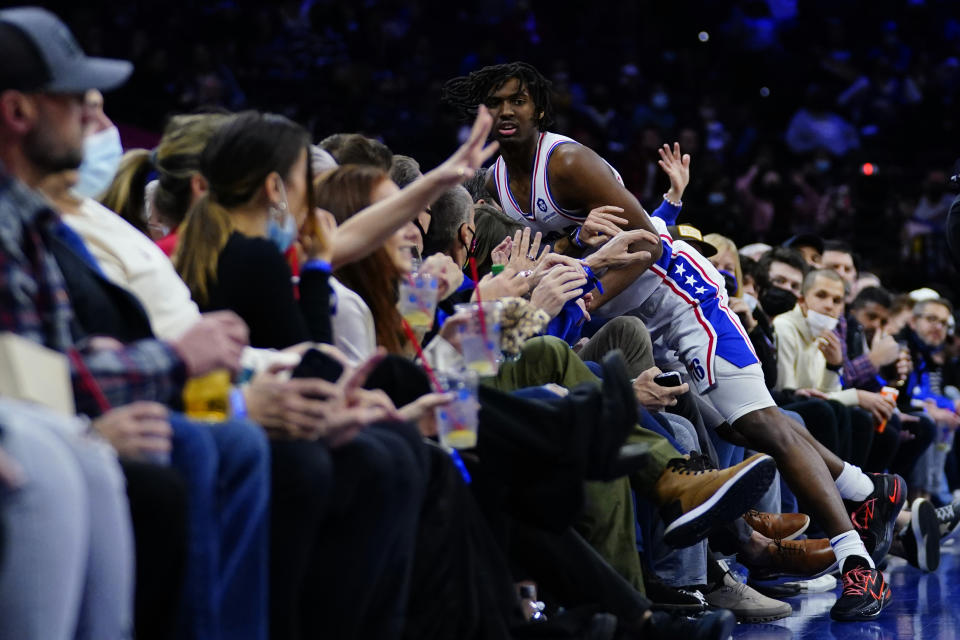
[172,110,334,349]
[101,112,234,254]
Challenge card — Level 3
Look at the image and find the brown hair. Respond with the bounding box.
[100,113,234,235]
[313,165,405,354]
[175,111,312,304]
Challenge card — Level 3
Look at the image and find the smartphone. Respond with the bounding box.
[654,371,683,387]
[292,348,343,383]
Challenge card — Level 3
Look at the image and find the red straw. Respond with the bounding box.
[401,317,444,393]
[469,257,489,343]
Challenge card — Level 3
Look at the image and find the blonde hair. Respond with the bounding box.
[704,233,743,297]
[100,113,235,233]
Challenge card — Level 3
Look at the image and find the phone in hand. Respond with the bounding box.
[292,348,343,383]
[653,371,683,388]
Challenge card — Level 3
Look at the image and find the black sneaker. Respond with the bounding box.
[642,564,708,613]
[935,497,960,541]
[893,498,940,572]
[642,609,736,640]
[830,560,891,621]
[845,473,906,563]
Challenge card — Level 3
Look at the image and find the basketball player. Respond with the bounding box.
[443,62,903,621]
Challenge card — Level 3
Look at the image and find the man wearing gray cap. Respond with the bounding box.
[0,8,270,640]
[0,8,136,640]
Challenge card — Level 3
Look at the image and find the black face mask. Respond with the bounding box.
[759,286,798,317]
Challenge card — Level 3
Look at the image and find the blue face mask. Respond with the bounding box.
[268,214,297,253]
[73,126,123,198]
[267,182,297,252]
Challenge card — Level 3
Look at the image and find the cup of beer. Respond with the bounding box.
[397,272,439,332]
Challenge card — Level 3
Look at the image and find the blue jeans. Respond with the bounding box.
[169,414,270,640]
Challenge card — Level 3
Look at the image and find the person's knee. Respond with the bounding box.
[269,440,333,507]
[214,418,271,476]
[339,427,423,510]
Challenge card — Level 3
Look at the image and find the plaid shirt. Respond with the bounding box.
[836,313,879,390]
[0,170,185,416]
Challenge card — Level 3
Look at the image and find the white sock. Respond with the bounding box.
[835,462,874,501]
[830,530,874,570]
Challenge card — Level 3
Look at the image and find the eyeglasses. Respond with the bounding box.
[919,315,950,328]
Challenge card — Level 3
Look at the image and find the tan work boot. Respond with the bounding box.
[653,452,776,548]
[743,509,810,541]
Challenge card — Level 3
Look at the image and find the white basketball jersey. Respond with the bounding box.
[491,132,623,237]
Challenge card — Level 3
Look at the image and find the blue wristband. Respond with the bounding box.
[229,386,248,419]
[302,259,332,274]
[580,262,604,295]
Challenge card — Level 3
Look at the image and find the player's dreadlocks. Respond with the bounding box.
[441,62,554,128]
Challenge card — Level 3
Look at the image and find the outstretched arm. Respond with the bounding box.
[329,107,498,269]
[549,145,662,308]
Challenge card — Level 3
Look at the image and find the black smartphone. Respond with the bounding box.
[654,371,683,387]
[292,348,344,383]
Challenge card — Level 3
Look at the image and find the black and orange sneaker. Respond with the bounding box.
[829,560,891,621]
[845,473,907,564]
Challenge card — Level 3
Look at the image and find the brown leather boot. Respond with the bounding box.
[743,509,810,541]
[653,452,776,548]
[744,538,837,580]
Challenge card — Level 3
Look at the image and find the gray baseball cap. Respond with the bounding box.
[0,7,132,93]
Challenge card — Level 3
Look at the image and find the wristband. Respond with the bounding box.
[663,192,682,207]
[572,226,587,248]
[302,259,332,274]
[580,262,604,295]
[491,264,505,275]
[230,386,248,419]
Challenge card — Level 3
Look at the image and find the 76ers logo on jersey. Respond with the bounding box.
[536,198,547,212]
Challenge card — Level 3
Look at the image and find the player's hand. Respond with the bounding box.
[578,206,628,248]
[657,142,691,203]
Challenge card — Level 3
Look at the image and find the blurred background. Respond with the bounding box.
[7,0,960,293]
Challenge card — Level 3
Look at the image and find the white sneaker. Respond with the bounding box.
[703,570,792,623]
[780,573,837,593]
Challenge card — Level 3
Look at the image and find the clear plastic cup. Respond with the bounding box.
[434,370,479,449]
[453,301,502,376]
[398,273,439,332]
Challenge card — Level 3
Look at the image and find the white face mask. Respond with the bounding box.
[73,125,123,198]
[806,308,838,336]
[743,292,759,313]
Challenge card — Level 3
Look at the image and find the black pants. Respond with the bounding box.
[783,398,841,456]
[298,423,427,640]
[120,459,189,640]
[891,413,936,479]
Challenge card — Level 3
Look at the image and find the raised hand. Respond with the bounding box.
[657,142,691,203]
[434,105,500,187]
[578,206,628,248]
[506,227,551,273]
